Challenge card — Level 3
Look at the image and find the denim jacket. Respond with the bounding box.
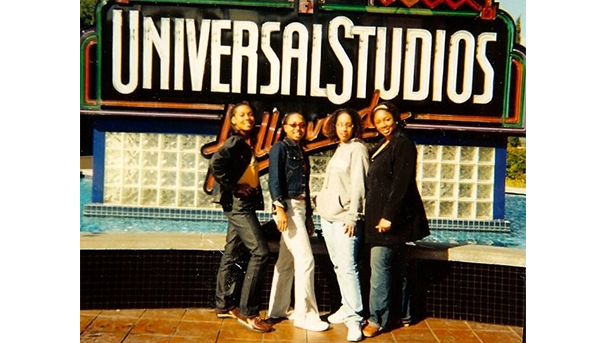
[268,137,312,214]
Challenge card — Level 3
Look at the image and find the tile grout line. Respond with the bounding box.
[465,321,485,343]
[508,325,522,340]
[119,309,145,343]
[169,308,188,342]
[425,320,442,343]
[81,312,101,335]
[214,316,225,343]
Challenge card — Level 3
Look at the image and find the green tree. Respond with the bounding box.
[506,147,526,187]
[508,136,520,148]
[81,0,97,31]
[515,16,523,45]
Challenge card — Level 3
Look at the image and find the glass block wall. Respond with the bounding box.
[307,144,495,220]
[103,132,219,208]
[102,132,495,220]
[416,145,495,220]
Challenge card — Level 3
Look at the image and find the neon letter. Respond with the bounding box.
[211,20,231,93]
[260,22,281,95]
[473,32,497,104]
[232,21,259,94]
[143,17,171,90]
[403,28,432,101]
[281,22,308,96]
[186,19,211,92]
[310,24,327,98]
[447,30,475,104]
[374,27,402,100]
[327,16,354,105]
[352,25,376,99]
[112,10,139,94]
[432,29,446,102]
[174,18,184,91]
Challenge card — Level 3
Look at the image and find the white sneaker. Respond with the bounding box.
[327,307,348,324]
[294,319,329,332]
[345,321,363,342]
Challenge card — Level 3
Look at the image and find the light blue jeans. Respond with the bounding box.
[321,218,363,324]
[368,245,394,328]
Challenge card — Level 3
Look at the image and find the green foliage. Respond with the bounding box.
[508,136,520,147]
[506,146,526,187]
[81,0,97,30]
[515,16,523,45]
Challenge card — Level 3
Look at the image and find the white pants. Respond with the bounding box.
[267,199,322,325]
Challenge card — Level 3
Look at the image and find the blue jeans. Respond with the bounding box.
[368,245,412,328]
[321,218,363,324]
[398,256,412,323]
[215,196,269,318]
[368,246,395,328]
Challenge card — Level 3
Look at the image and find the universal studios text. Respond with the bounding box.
[103,3,513,115]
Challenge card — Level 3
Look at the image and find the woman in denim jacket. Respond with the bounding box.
[267,112,329,332]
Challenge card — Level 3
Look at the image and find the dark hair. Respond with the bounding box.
[324,108,362,141]
[227,102,254,134]
[370,101,405,127]
[282,112,306,125]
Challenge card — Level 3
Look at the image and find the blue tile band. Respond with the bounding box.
[83,204,510,232]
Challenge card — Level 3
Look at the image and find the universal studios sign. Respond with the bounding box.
[93,0,525,128]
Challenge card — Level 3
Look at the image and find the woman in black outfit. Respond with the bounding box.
[362,102,430,338]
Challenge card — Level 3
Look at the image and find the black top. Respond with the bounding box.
[364,128,430,246]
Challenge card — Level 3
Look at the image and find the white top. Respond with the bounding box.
[315,139,369,227]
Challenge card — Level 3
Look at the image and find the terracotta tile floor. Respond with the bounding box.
[80,308,524,342]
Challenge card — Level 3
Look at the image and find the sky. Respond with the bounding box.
[498,0,526,44]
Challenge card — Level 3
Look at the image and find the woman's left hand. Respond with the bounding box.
[376,218,392,233]
[343,224,356,238]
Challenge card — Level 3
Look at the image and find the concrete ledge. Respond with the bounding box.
[409,242,525,267]
[80,232,226,250]
[505,186,526,195]
[81,232,524,267]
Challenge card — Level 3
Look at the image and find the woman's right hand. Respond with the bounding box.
[343,223,356,238]
[233,184,255,199]
[375,218,392,233]
[275,206,288,232]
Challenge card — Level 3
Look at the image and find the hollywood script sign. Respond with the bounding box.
[100,1,516,119]
[199,90,406,193]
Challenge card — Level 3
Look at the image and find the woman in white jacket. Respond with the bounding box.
[315,108,369,342]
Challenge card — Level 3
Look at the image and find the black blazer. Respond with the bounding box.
[364,129,430,246]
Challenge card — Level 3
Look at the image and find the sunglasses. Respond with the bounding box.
[284,122,306,129]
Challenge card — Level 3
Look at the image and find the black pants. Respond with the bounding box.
[215,196,270,318]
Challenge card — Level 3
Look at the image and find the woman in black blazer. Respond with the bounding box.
[362,102,430,338]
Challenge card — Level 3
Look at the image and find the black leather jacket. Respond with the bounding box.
[208,133,264,211]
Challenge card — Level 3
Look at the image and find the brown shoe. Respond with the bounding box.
[215,307,240,319]
[238,315,273,333]
[362,322,382,338]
